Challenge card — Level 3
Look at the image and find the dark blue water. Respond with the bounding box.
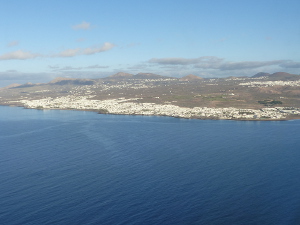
[0,106,300,225]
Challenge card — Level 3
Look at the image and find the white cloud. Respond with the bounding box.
[0,42,114,60]
[0,50,39,60]
[72,21,92,30]
[49,64,109,71]
[218,60,286,70]
[149,57,200,65]
[280,61,300,68]
[86,64,109,69]
[149,56,223,67]
[83,42,115,55]
[56,42,115,57]
[149,57,290,71]
[57,48,81,57]
[7,41,19,47]
[58,66,83,70]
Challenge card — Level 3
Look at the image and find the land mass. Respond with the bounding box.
[1,72,300,120]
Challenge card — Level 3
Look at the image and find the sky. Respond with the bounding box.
[0,0,300,86]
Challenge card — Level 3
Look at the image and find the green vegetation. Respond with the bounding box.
[258,100,282,106]
[238,111,255,115]
[98,108,109,114]
[172,95,194,100]
[203,95,227,101]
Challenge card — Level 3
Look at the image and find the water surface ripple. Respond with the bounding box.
[0,106,300,224]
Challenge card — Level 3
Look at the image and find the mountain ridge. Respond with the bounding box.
[180,74,203,81]
[2,71,299,89]
[252,72,298,80]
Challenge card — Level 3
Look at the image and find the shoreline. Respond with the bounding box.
[2,102,300,122]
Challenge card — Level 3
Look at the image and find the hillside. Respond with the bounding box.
[180,74,203,81]
[108,72,134,78]
[252,72,299,80]
[49,77,96,85]
[1,72,299,117]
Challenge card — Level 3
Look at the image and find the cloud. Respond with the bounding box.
[0,71,57,87]
[7,41,19,47]
[55,42,115,57]
[49,64,109,71]
[0,42,114,60]
[82,42,115,55]
[0,50,39,60]
[48,65,59,69]
[59,66,83,70]
[149,57,290,71]
[56,48,81,57]
[6,69,18,73]
[127,63,151,71]
[72,21,92,30]
[149,56,223,67]
[280,61,300,68]
[86,64,109,69]
[149,57,201,65]
[218,60,287,70]
[0,68,111,87]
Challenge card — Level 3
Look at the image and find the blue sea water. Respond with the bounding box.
[0,106,300,225]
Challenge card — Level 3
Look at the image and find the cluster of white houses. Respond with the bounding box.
[18,95,300,120]
[239,80,300,87]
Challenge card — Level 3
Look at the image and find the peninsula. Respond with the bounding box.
[1,72,300,121]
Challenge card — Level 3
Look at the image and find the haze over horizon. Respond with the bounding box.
[0,0,299,86]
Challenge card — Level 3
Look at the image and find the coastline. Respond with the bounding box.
[2,101,300,122]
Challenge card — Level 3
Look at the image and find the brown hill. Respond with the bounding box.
[270,72,298,80]
[252,72,299,80]
[49,77,75,83]
[3,83,22,89]
[49,77,95,85]
[252,72,270,78]
[134,73,166,79]
[12,82,36,88]
[108,72,134,78]
[180,74,203,81]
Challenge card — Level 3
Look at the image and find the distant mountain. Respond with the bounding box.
[134,73,167,79]
[49,77,73,83]
[252,72,299,80]
[108,72,134,78]
[12,82,37,88]
[107,72,170,79]
[180,74,203,81]
[252,72,270,78]
[271,72,298,79]
[3,83,22,89]
[49,77,95,85]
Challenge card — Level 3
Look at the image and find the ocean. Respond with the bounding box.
[0,106,300,225]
